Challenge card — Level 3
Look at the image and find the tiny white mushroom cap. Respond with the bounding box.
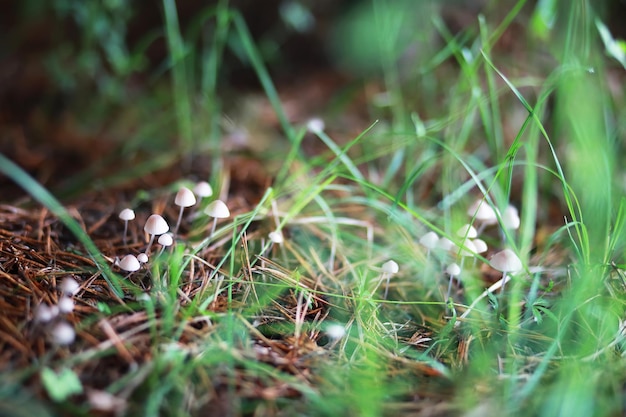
[144,214,169,235]
[472,238,488,254]
[158,233,174,247]
[194,181,213,198]
[446,263,461,277]
[119,254,141,272]
[468,200,498,225]
[60,276,80,296]
[382,260,399,274]
[419,231,439,249]
[268,231,284,244]
[459,239,477,257]
[437,237,456,251]
[118,208,135,221]
[137,253,149,263]
[57,296,75,314]
[490,249,522,273]
[205,200,230,218]
[35,303,58,323]
[502,205,520,230]
[326,323,346,340]
[51,321,75,345]
[175,186,196,208]
[306,118,325,134]
[457,224,478,239]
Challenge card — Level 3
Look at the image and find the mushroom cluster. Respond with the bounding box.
[113,182,232,277]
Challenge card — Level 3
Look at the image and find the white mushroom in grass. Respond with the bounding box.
[157,233,174,256]
[137,253,149,264]
[205,200,230,238]
[118,208,135,246]
[50,321,75,346]
[380,260,399,300]
[119,254,141,273]
[502,205,520,231]
[60,276,80,296]
[144,214,169,253]
[57,296,75,314]
[490,249,522,294]
[468,199,498,232]
[173,186,196,236]
[457,224,478,239]
[193,181,213,199]
[419,231,439,258]
[35,303,59,323]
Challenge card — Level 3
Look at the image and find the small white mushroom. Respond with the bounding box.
[419,231,439,258]
[437,237,456,252]
[50,321,75,345]
[118,208,135,246]
[35,303,59,323]
[468,199,498,232]
[119,254,141,273]
[268,231,284,244]
[173,186,196,236]
[380,260,399,299]
[457,224,478,239]
[205,200,230,237]
[137,253,149,264]
[60,276,80,296]
[193,181,213,199]
[325,323,346,340]
[157,233,174,256]
[502,205,520,230]
[57,296,75,314]
[306,118,325,134]
[144,214,169,253]
[472,238,488,255]
[490,249,522,293]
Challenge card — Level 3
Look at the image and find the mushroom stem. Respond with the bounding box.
[145,234,156,254]
[122,221,129,246]
[382,273,391,300]
[173,206,184,237]
[209,218,218,238]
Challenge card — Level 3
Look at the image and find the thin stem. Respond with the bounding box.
[173,206,184,237]
[145,234,156,254]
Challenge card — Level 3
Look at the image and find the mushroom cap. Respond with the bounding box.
[446,263,461,277]
[118,208,135,221]
[119,254,141,272]
[205,200,230,219]
[457,224,478,239]
[51,321,75,345]
[268,231,284,244]
[306,118,325,134]
[194,181,213,198]
[459,239,477,257]
[158,233,174,247]
[137,253,149,263]
[502,205,520,230]
[468,200,498,225]
[419,231,439,249]
[382,260,399,274]
[490,249,522,273]
[144,214,169,235]
[472,238,488,254]
[60,276,80,296]
[325,323,346,340]
[437,237,456,251]
[57,296,75,314]
[35,303,58,323]
[175,186,196,208]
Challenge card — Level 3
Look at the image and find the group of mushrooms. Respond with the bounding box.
[116,181,230,273]
[380,198,524,314]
